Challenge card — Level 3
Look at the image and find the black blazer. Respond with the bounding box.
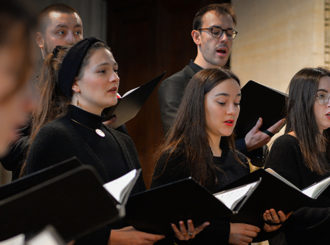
[158,62,199,134]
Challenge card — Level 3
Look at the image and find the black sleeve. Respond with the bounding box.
[158,77,186,134]
[0,136,29,179]
[25,125,77,175]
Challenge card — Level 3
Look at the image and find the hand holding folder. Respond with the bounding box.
[235,81,287,139]
[125,170,330,235]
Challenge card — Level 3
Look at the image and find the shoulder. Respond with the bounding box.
[26,119,76,174]
[33,117,72,143]
[271,134,300,152]
[151,150,188,187]
[265,134,303,172]
[159,65,194,91]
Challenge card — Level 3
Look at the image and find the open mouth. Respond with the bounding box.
[224,120,234,126]
[108,87,117,93]
[216,47,228,55]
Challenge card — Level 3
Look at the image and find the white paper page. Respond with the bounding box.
[0,234,24,245]
[103,169,137,202]
[26,232,62,245]
[214,181,258,210]
[302,176,330,198]
[122,87,140,97]
[265,168,300,191]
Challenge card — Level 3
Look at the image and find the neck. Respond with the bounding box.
[193,50,223,69]
[70,102,102,116]
[208,134,222,157]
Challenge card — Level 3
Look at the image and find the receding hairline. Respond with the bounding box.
[38,4,81,32]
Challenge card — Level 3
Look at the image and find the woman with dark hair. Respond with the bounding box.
[24,38,164,245]
[152,68,287,245]
[0,0,36,156]
[265,67,330,245]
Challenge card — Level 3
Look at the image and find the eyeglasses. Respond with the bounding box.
[315,93,330,105]
[198,26,238,40]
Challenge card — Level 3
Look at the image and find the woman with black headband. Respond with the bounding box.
[23,38,164,245]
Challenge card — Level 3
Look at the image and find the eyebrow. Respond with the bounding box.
[96,62,118,68]
[317,89,328,93]
[55,24,68,29]
[214,92,241,97]
[55,24,82,28]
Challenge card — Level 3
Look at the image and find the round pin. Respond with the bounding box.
[95,128,105,137]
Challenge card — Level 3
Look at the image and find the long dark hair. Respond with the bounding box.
[156,68,241,188]
[286,67,330,174]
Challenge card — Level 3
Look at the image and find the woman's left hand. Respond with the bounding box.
[263,209,292,232]
[171,219,210,240]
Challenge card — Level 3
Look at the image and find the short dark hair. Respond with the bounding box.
[38,3,80,33]
[192,3,236,30]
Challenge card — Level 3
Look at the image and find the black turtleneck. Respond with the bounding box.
[25,105,144,245]
[26,105,142,185]
[68,105,129,181]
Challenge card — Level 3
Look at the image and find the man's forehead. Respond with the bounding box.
[46,11,82,28]
[201,11,234,27]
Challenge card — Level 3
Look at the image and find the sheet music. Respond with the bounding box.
[214,181,258,210]
[302,176,330,198]
[0,234,24,245]
[103,169,137,202]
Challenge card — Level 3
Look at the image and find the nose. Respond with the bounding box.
[110,72,120,84]
[65,32,75,45]
[227,103,239,115]
[219,32,230,43]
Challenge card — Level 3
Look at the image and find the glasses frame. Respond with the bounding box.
[198,25,238,40]
[315,92,330,105]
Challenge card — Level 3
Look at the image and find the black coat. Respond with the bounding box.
[25,105,145,245]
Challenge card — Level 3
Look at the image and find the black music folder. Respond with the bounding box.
[0,159,140,242]
[235,80,287,138]
[125,171,330,234]
[0,157,81,200]
[101,72,166,128]
[222,168,330,226]
[125,177,262,235]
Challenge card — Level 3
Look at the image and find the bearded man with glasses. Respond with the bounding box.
[158,3,285,166]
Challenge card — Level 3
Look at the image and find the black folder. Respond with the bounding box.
[0,161,122,242]
[235,81,287,138]
[102,72,166,128]
[125,172,330,234]
[0,157,81,200]
[125,178,237,235]
[222,169,330,226]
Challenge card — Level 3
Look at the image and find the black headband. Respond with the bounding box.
[57,37,101,98]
